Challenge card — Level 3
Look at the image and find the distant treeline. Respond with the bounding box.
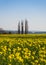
[0,30,46,34]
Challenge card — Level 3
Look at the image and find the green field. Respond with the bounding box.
[0,34,46,65]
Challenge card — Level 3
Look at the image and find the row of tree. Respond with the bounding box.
[18,20,28,34]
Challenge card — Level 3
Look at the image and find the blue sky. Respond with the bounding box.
[0,0,46,31]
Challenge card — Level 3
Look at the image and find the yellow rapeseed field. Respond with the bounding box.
[0,34,46,65]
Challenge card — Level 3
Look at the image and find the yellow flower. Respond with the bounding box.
[35,60,38,63]
[2,45,6,49]
[28,52,31,56]
[31,62,35,65]
[8,48,11,51]
[31,56,34,60]
[32,51,36,55]
[13,48,16,53]
[29,43,32,46]
[0,52,3,55]
[8,64,11,65]
[38,64,40,65]
[24,55,29,59]
[9,54,14,59]
[18,56,23,62]
[17,47,21,51]
[2,46,7,53]
[23,48,29,52]
[15,55,23,63]
[15,52,20,57]
[24,52,31,57]
[41,58,44,61]
[42,47,45,50]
